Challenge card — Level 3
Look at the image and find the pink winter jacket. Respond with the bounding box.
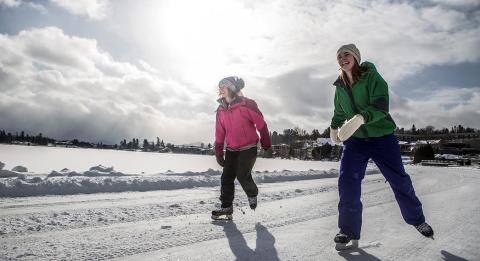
[215,96,271,157]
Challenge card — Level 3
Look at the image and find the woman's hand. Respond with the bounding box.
[216,155,225,167]
[338,114,365,141]
[330,127,342,145]
[262,147,273,158]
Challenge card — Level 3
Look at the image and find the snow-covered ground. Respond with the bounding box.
[0,144,339,174]
[1,145,479,260]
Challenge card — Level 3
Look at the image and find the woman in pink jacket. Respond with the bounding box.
[212,76,272,220]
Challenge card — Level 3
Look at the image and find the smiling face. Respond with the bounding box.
[218,85,232,100]
[337,51,356,73]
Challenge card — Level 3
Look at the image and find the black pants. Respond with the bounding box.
[220,147,258,208]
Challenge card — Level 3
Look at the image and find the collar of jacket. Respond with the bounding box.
[217,96,245,110]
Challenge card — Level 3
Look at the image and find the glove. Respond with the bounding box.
[262,147,273,158]
[329,127,342,145]
[216,155,225,167]
[338,114,365,142]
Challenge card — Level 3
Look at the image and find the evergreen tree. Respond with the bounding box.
[311,129,321,140]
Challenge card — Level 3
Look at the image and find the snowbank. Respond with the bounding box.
[0,164,382,197]
[0,175,219,197]
[0,162,27,179]
[12,165,28,172]
[0,169,26,179]
[47,165,126,178]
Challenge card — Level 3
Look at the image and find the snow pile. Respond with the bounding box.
[254,169,336,183]
[0,169,25,179]
[47,168,81,177]
[12,165,28,172]
[165,168,222,177]
[47,165,126,178]
[0,162,27,179]
[0,164,371,197]
[80,165,127,177]
[0,175,220,197]
[0,161,385,197]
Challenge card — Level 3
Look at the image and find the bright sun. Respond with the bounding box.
[152,0,268,86]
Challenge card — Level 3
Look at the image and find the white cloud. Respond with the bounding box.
[0,0,20,7]
[114,0,479,93]
[0,27,215,144]
[190,0,480,131]
[0,0,46,12]
[50,0,110,20]
[390,87,480,129]
[428,0,480,7]
[421,6,469,31]
[1,0,479,143]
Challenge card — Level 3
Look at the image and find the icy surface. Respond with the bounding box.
[0,144,479,260]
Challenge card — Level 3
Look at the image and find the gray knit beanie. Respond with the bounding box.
[219,76,245,93]
[337,44,361,64]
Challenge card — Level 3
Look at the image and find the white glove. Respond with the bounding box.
[338,114,365,142]
[329,127,342,145]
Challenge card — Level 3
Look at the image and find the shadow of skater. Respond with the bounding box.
[215,222,280,261]
[255,223,280,261]
[441,250,469,261]
[338,247,381,261]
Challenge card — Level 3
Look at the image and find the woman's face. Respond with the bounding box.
[337,51,355,72]
[218,85,230,99]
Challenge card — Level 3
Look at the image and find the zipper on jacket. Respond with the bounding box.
[344,85,369,139]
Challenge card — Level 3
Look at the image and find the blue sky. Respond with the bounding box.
[0,0,479,144]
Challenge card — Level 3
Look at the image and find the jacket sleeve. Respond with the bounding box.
[214,110,226,157]
[359,72,390,124]
[245,99,272,150]
[330,88,347,129]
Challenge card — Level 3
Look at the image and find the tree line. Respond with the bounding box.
[1,124,478,149]
[396,124,477,135]
[0,130,54,146]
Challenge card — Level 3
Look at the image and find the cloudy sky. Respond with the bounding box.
[1,0,479,144]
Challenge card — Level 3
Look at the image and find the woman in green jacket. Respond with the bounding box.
[330,44,434,250]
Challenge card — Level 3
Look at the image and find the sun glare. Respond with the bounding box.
[153,0,268,86]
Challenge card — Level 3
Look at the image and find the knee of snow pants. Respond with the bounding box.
[235,147,258,197]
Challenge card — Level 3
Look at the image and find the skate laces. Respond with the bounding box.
[415,222,430,232]
[248,197,257,204]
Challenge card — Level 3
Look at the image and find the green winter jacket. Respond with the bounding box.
[330,62,396,138]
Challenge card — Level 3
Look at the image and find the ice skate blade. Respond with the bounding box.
[211,214,233,221]
[335,240,359,251]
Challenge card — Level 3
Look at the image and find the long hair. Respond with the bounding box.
[218,88,243,103]
[339,61,368,88]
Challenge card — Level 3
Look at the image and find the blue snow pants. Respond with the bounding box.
[338,134,425,240]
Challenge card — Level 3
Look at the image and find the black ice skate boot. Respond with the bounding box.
[415,222,434,239]
[211,206,233,220]
[334,232,358,251]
